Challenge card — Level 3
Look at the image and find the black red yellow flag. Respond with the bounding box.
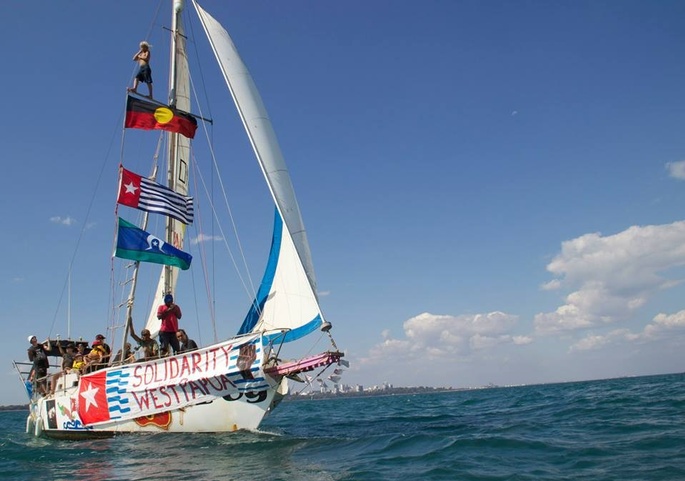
[124,96,197,139]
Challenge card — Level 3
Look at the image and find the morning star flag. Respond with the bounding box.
[124,95,197,139]
[115,217,192,270]
[117,167,194,225]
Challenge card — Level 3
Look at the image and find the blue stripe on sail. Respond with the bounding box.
[237,209,282,335]
[263,315,322,343]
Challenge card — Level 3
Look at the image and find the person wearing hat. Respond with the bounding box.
[129,316,160,361]
[157,293,182,356]
[27,335,50,395]
[95,334,111,365]
[84,338,107,372]
[50,342,76,395]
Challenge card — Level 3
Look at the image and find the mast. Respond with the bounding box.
[164,0,184,296]
[144,0,192,334]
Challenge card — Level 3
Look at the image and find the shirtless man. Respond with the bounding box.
[129,41,153,98]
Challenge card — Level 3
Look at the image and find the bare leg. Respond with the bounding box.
[128,79,139,93]
[147,82,153,99]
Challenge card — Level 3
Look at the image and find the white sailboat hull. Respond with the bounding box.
[28,370,287,439]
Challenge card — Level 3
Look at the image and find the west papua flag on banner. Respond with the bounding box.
[117,167,194,225]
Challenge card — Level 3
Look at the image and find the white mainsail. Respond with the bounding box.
[194,1,325,341]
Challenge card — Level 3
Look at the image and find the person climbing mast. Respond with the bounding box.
[128,40,153,98]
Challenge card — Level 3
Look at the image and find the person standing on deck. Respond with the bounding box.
[128,41,153,98]
[157,293,181,355]
[27,335,50,395]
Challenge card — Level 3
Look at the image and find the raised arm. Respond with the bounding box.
[129,316,142,343]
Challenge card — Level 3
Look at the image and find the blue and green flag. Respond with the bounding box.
[115,217,192,270]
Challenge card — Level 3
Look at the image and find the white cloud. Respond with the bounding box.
[360,311,523,366]
[190,233,223,245]
[643,309,685,338]
[666,160,685,180]
[512,335,533,345]
[535,221,685,334]
[50,216,76,226]
[570,309,685,352]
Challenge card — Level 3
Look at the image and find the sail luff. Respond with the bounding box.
[145,2,192,336]
[192,1,319,300]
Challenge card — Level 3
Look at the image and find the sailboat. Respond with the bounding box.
[15,0,345,438]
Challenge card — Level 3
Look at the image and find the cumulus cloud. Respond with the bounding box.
[666,160,685,180]
[569,308,685,352]
[535,221,685,334]
[50,216,76,226]
[190,233,223,245]
[360,311,525,366]
[643,309,685,338]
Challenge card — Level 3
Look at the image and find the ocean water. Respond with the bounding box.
[1,373,684,481]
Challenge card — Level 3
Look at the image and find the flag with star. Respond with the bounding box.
[117,166,194,224]
[77,371,110,425]
[115,217,192,270]
[124,95,197,139]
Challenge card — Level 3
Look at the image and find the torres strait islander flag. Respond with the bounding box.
[124,95,197,139]
[117,166,194,224]
[115,217,192,270]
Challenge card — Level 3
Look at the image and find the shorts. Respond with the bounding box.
[136,64,153,84]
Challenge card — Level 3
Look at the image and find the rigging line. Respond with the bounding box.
[184,4,213,123]
[187,71,261,314]
[186,218,206,348]
[182,9,260,305]
[47,94,129,340]
[192,158,260,314]
[189,154,218,343]
[183,6,219,336]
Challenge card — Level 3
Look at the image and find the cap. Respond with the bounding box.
[164,294,174,303]
[27,335,36,343]
[96,334,106,340]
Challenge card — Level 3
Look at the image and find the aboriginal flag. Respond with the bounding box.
[124,96,197,139]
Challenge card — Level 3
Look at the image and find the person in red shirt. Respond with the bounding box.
[157,293,181,355]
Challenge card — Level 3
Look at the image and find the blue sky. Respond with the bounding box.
[2,0,685,405]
